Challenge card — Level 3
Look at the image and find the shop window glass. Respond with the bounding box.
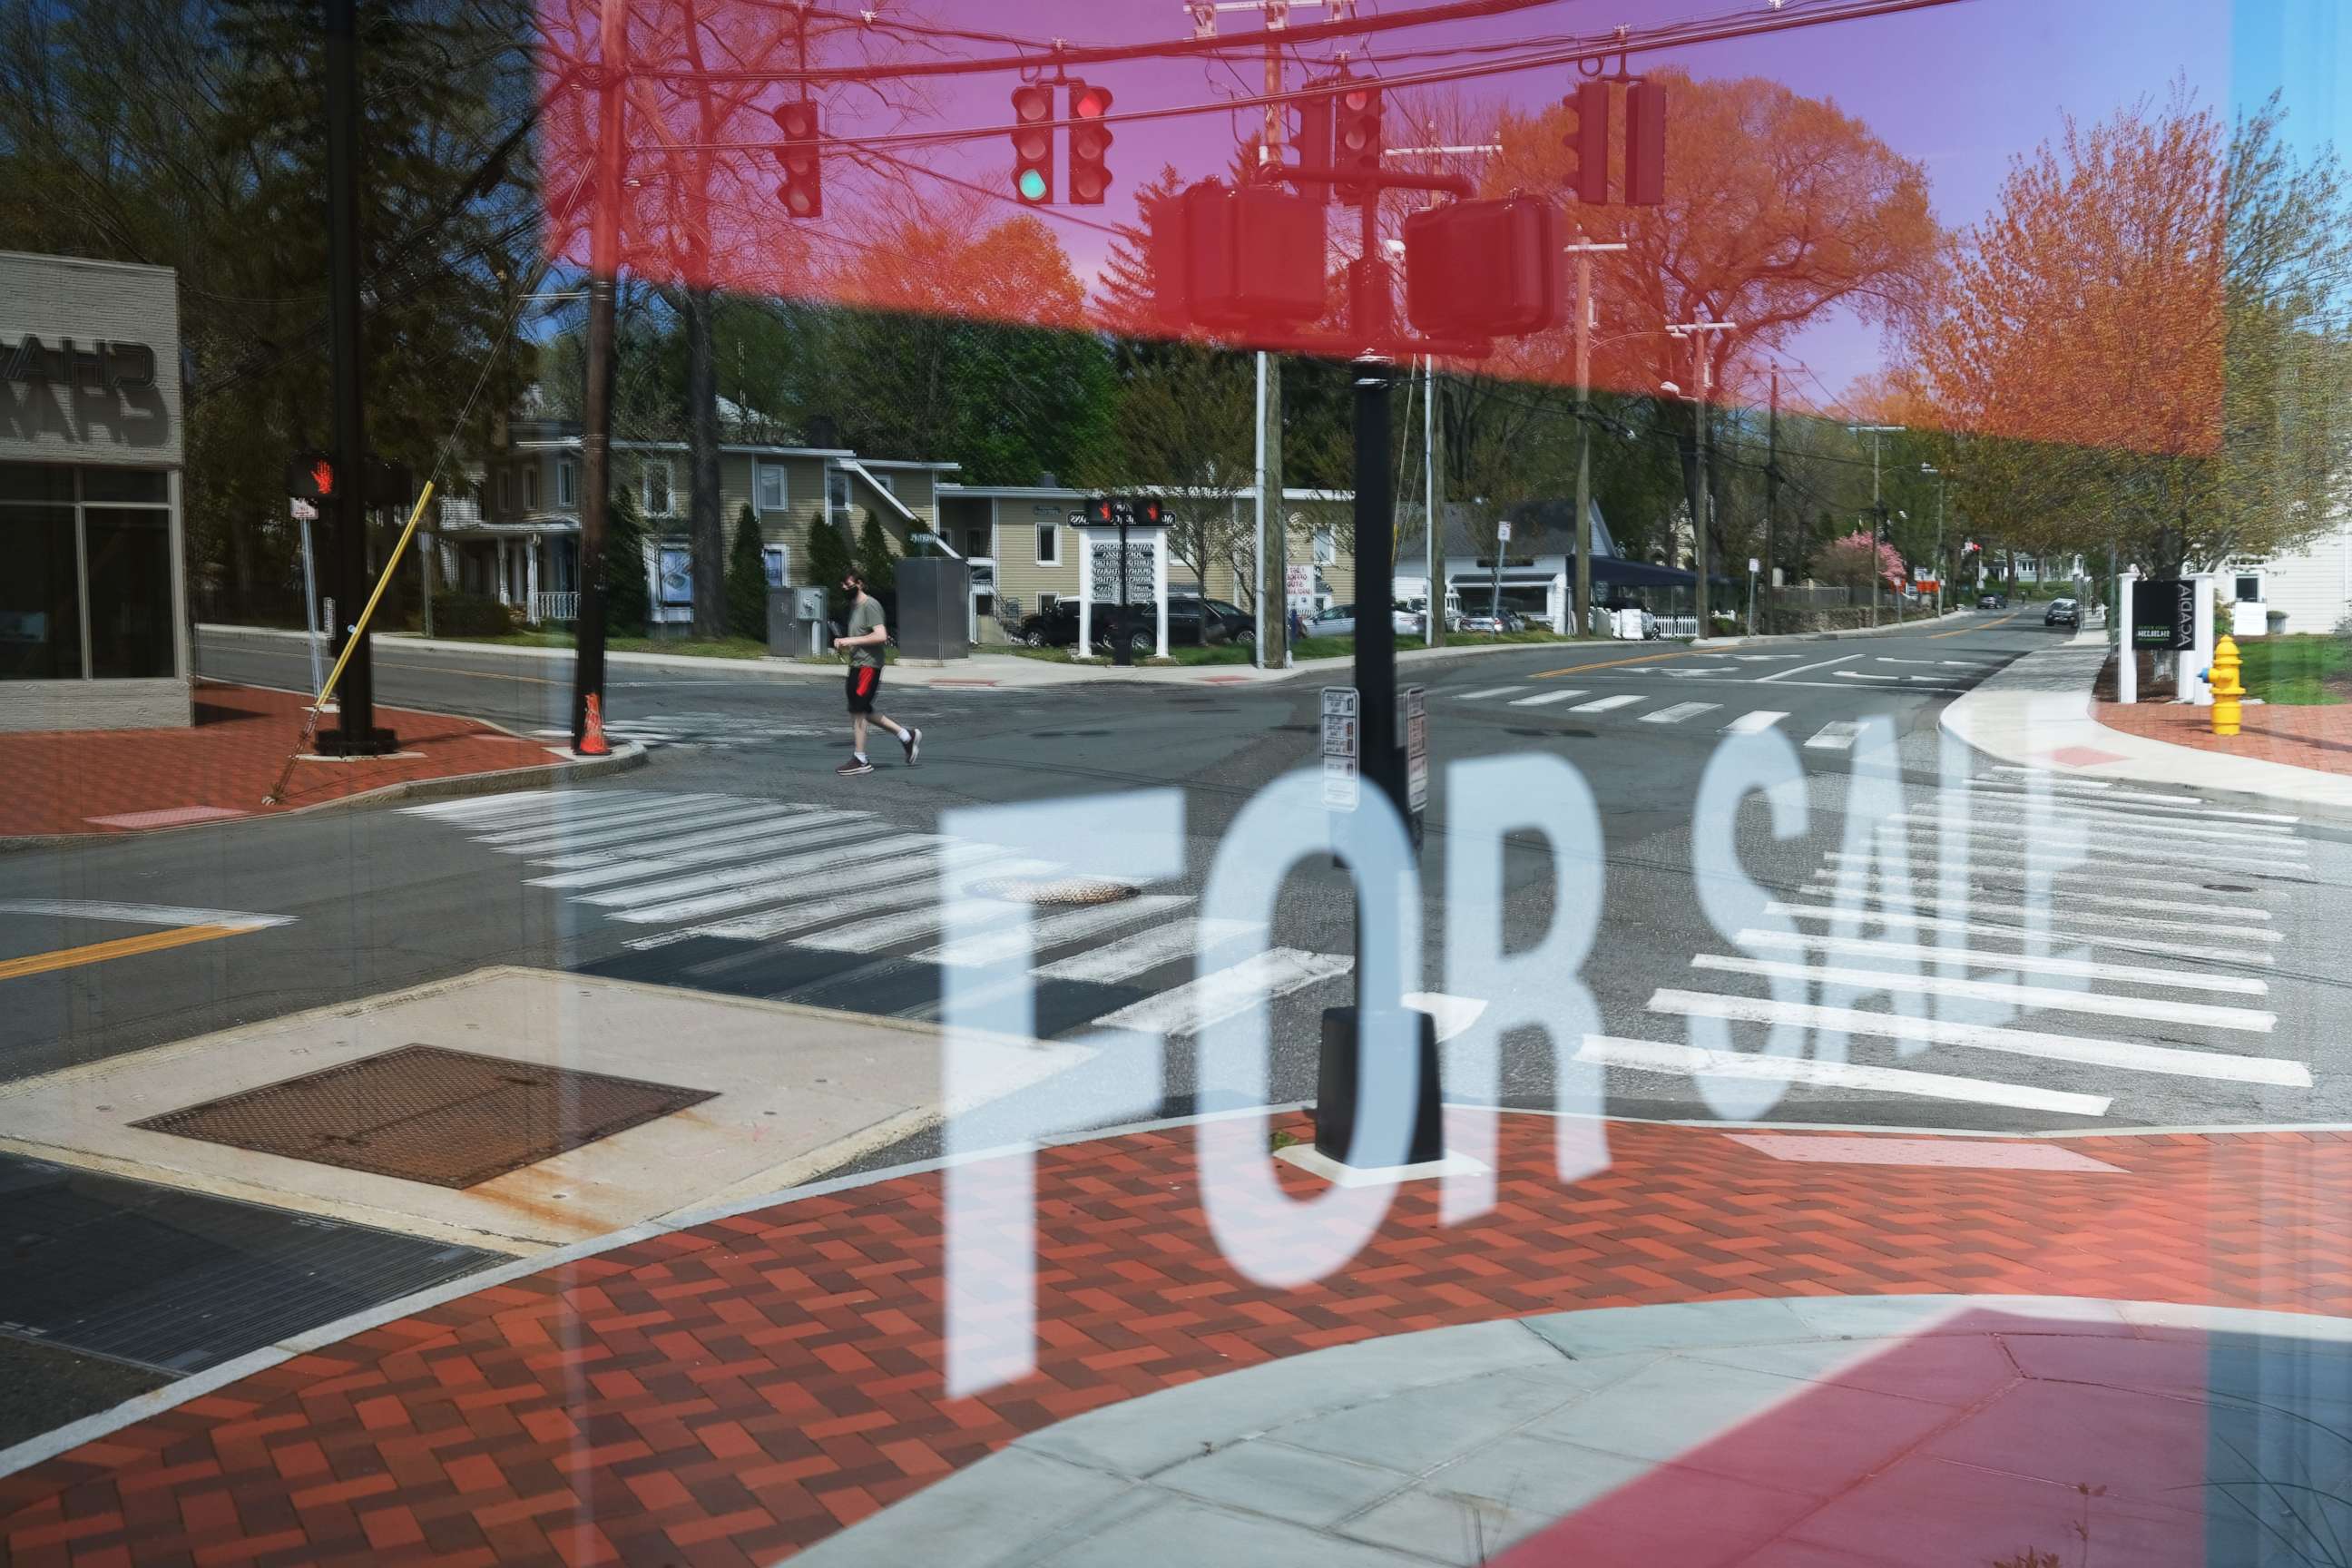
[0,464,74,504]
[81,468,168,505]
[85,509,176,678]
[0,505,83,679]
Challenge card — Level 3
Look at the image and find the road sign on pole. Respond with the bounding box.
[1321,686,1360,811]
[1403,685,1427,818]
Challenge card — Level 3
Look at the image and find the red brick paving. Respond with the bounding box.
[2,1115,2346,1566]
[0,683,564,836]
[2097,695,2352,776]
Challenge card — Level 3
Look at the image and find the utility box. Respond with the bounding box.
[770,584,829,659]
[895,557,971,662]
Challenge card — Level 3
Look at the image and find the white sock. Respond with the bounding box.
[890,724,911,742]
[854,750,868,762]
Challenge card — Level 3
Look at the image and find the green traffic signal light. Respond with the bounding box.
[1017,167,1048,202]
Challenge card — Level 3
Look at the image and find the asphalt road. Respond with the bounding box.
[7,610,2344,1143]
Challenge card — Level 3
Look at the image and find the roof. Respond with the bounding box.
[1395,499,1619,561]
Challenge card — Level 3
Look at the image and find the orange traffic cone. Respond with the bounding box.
[579,693,611,757]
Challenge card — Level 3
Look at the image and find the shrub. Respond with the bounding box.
[726,503,768,641]
[427,593,519,637]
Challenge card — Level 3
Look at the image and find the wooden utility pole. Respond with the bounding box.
[572,0,626,753]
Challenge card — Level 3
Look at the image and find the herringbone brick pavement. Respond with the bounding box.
[3,1116,2345,1566]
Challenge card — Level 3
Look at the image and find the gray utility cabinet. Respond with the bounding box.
[895,558,971,661]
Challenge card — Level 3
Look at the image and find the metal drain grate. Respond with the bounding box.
[965,875,1141,907]
[132,1045,715,1189]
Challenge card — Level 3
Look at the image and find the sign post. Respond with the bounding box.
[1402,685,1427,846]
[1320,686,1360,813]
[291,499,326,708]
[1488,518,1511,621]
[1746,556,1759,635]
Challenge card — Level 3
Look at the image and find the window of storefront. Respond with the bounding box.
[0,464,173,682]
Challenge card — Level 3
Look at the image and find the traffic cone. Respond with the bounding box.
[579,693,611,757]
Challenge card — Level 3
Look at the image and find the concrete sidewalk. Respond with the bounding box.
[1942,633,2352,815]
[799,1295,2352,1568]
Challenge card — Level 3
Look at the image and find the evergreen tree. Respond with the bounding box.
[804,513,856,620]
[726,503,768,641]
[603,485,651,635]
[856,515,899,596]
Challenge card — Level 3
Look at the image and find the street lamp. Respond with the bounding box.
[1847,424,1904,625]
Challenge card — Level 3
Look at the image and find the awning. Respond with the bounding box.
[1586,555,1734,590]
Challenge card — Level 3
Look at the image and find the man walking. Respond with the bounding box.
[833,569,919,776]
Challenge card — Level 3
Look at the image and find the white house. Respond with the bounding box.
[2221,517,2352,636]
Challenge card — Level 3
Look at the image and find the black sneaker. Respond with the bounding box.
[836,756,873,777]
[902,727,922,767]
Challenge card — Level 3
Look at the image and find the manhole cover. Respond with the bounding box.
[965,875,1141,907]
[132,1045,715,1189]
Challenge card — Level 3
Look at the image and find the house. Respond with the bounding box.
[1395,498,1720,633]
[436,415,956,627]
[2221,518,2352,635]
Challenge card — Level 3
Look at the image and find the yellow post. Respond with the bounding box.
[2210,634,2243,737]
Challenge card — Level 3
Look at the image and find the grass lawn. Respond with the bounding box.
[2236,633,2351,705]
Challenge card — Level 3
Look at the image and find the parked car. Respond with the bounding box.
[1306,603,1357,638]
[1166,595,1254,646]
[1977,592,2008,609]
[1016,601,1085,648]
[2045,597,2079,627]
[1457,608,1521,634]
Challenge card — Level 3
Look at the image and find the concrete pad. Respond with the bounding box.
[1522,1297,1817,1358]
[786,1447,1144,1568]
[1921,1377,2235,1507]
[1786,1453,2203,1566]
[1274,1363,1616,1474]
[1686,1333,2020,1409]
[0,965,1090,1252]
[1779,1294,2130,1341]
[1038,1497,1432,1568]
[1410,1431,1651,1518]
[1153,1440,1407,1528]
[1336,1487,1550,1567]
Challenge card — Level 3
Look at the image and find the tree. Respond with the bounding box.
[1910,92,2352,577]
[604,483,651,636]
[1084,348,1253,629]
[805,511,854,619]
[1095,163,1186,341]
[855,514,897,596]
[1816,531,1906,594]
[725,502,766,642]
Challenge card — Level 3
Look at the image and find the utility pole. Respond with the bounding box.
[1921,462,1946,616]
[572,0,627,754]
[1567,239,1625,637]
[1849,424,1904,627]
[1666,319,1734,642]
[320,0,391,754]
[1763,368,1780,599]
[1423,355,1443,647]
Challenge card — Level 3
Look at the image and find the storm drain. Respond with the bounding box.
[965,875,1142,907]
[132,1044,715,1189]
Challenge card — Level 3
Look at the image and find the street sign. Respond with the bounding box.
[2131,577,2194,651]
[289,498,318,522]
[909,530,940,544]
[1320,686,1359,811]
[1495,520,1513,544]
[1403,686,1428,815]
[1286,564,1312,597]
[1748,557,1759,575]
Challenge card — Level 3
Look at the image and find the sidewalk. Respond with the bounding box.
[3,1106,2345,1566]
[0,682,642,841]
[1943,635,2352,814]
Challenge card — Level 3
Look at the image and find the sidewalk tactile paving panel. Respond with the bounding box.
[131,1044,715,1188]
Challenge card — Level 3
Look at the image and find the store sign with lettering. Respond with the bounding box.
[2,334,159,393]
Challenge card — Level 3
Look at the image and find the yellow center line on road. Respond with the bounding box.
[1930,610,2020,638]
[0,924,258,983]
[1531,648,1702,681]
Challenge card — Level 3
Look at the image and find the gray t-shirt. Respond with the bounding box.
[845,596,887,668]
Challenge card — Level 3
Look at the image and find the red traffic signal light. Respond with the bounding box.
[286,452,337,500]
[1563,79,1610,205]
[1335,82,1382,202]
[1011,84,1054,204]
[1293,83,1337,206]
[771,100,823,219]
[1404,195,1567,339]
[1624,80,1666,206]
[1068,81,1113,205]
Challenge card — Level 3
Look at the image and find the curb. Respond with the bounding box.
[0,732,648,855]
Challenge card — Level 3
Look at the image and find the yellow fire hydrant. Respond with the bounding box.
[2210,635,2243,737]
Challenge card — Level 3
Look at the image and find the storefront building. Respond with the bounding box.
[0,251,189,730]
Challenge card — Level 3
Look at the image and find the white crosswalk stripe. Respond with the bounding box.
[1641,702,1720,725]
[1805,869,2270,921]
[917,896,1192,968]
[529,812,879,888]
[1456,686,1528,701]
[1729,930,2268,995]
[1687,956,2276,1034]
[1508,690,1583,707]
[1578,1035,2111,1116]
[1034,918,1265,985]
[1805,720,1864,750]
[1091,949,1355,1035]
[1765,900,2272,966]
[1724,710,1788,734]
[1569,693,1645,714]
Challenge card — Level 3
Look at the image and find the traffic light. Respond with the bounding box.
[1335,82,1382,202]
[1624,79,1666,206]
[286,451,337,501]
[1404,195,1567,338]
[1563,79,1610,205]
[1011,83,1054,204]
[772,100,823,219]
[1294,82,1336,204]
[1152,181,1328,333]
[1068,80,1113,204]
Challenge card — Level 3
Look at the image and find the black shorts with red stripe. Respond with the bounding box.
[846,663,881,714]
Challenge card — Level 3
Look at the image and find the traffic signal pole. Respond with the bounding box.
[319,0,392,755]
[572,0,627,755]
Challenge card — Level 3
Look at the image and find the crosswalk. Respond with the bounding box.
[1582,765,2320,1122]
[1437,684,1850,747]
[531,710,829,751]
[400,788,1356,1042]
